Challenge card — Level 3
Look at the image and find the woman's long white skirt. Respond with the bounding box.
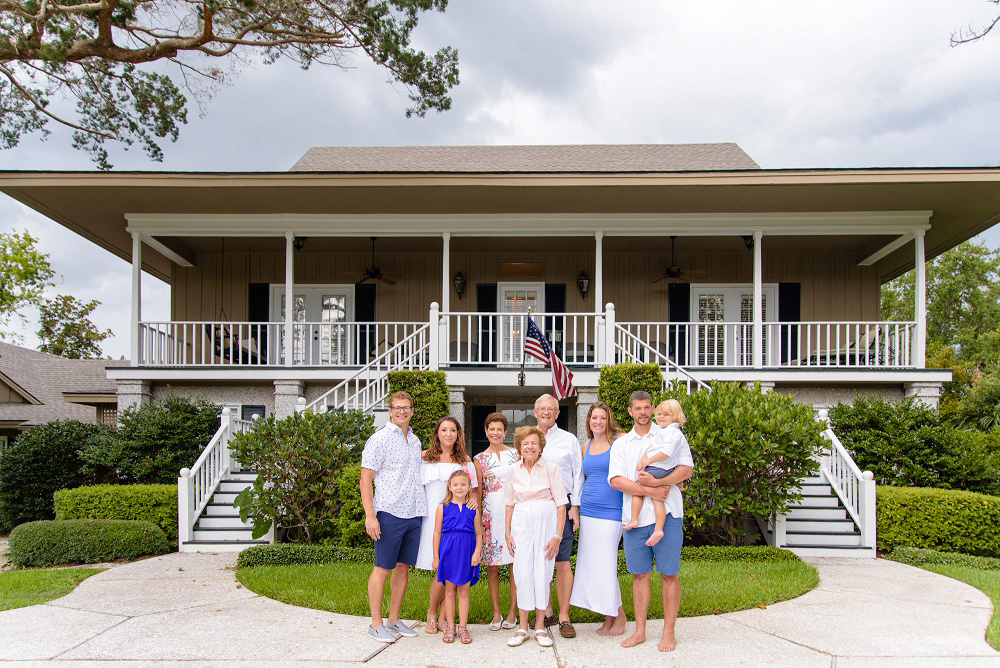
[569,515,623,616]
[511,500,557,612]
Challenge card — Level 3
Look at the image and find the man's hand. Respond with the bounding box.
[569,505,580,532]
[641,484,669,501]
[365,514,381,540]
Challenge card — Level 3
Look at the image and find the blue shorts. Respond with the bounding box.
[623,515,683,576]
[556,502,575,562]
[373,511,422,571]
[644,465,676,480]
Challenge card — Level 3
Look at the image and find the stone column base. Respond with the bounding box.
[117,379,151,414]
[904,381,943,408]
[449,386,466,432]
[274,379,305,418]
[573,387,599,442]
[743,380,775,393]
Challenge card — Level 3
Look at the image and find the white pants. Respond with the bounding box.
[570,515,623,616]
[511,500,557,612]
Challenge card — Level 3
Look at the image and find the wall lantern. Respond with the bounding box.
[577,271,590,299]
[453,271,467,298]
[293,236,308,251]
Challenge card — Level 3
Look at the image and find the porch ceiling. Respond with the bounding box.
[2,168,1000,283]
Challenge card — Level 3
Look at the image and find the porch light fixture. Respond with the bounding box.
[577,271,590,299]
[741,235,754,250]
[293,236,308,251]
[453,271,467,298]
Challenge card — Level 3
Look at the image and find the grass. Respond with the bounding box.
[0,568,103,611]
[913,565,1000,650]
[236,559,818,622]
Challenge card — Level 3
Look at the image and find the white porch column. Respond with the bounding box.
[130,233,142,366]
[441,232,451,314]
[284,232,295,366]
[753,229,763,369]
[913,229,927,368]
[594,231,604,311]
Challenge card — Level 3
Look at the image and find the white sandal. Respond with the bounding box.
[507,629,529,647]
[534,629,553,647]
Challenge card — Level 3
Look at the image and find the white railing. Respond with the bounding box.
[138,320,425,367]
[817,409,876,549]
[614,325,709,393]
[303,323,431,414]
[178,407,236,544]
[438,310,603,366]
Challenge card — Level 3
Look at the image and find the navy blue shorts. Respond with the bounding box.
[644,465,676,479]
[623,515,683,576]
[556,502,575,562]
[373,511,422,570]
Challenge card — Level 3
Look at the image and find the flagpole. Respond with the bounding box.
[518,307,528,387]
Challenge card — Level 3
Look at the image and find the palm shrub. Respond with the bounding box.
[663,382,825,546]
[956,373,1000,431]
[231,409,375,543]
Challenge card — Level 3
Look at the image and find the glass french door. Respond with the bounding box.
[271,286,354,365]
[690,285,775,366]
[497,283,545,365]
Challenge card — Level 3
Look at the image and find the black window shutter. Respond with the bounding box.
[247,283,270,357]
[476,284,498,363]
[778,283,801,364]
[667,283,691,365]
[355,283,377,364]
[544,284,566,356]
[469,405,497,457]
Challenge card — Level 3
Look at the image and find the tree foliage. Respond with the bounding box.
[0,229,55,340]
[1,0,459,168]
[36,294,113,359]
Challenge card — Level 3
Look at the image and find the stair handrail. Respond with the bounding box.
[613,325,710,393]
[304,323,430,414]
[816,409,877,549]
[177,407,234,544]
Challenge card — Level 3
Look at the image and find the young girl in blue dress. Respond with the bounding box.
[432,469,483,644]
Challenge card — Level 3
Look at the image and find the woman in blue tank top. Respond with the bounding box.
[569,401,627,636]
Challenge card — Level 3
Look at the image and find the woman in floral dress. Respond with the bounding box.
[473,411,520,630]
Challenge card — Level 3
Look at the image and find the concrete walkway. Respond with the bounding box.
[0,552,997,667]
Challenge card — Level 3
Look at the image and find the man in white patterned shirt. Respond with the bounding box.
[534,393,584,638]
[360,391,426,643]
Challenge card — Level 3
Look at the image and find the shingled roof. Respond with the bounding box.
[290,143,760,173]
[0,342,125,428]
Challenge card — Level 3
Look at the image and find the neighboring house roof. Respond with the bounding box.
[290,143,762,173]
[0,342,126,428]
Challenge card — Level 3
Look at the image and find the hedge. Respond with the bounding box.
[7,519,170,568]
[54,484,178,541]
[596,363,663,431]
[887,547,1000,571]
[877,486,1000,556]
[386,370,450,445]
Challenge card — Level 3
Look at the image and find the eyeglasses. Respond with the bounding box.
[390,405,413,413]
[535,407,558,414]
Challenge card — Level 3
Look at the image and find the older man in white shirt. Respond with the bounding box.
[534,393,584,638]
[609,391,693,653]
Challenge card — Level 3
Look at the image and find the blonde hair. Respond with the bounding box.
[655,399,686,426]
[442,469,472,506]
[513,425,547,455]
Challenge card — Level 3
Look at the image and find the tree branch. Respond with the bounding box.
[0,62,115,138]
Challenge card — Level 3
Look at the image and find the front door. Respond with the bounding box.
[270,285,355,365]
[497,283,545,365]
[690,285,776,366]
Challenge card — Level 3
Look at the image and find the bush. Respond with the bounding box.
[679,545,801,562]
[54,484,178,541]
[237,543,375,568]
[0,420,112,531]
[957,373,1000,431]
[887,546,1000,571]
[230,409,374,543]
[664,382,825,546]
[7,519,170,568]
[877,486,1000,556]
[386,370,450,445]
[829,396,1000,495]
[335,464,368,548]
[597,363,663,432]
[81,394,221,485]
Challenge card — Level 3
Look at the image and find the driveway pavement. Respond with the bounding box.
[0,551,997,667]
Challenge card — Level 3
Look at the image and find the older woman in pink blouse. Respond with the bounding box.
[503,425,567,648]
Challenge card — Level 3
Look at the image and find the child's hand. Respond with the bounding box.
[637,454,650,471]
[471,553,480,567]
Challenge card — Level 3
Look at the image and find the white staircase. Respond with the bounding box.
[780,474,873,557]
[181,472,270,552]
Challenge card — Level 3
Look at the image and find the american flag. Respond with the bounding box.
[523,316,576,400]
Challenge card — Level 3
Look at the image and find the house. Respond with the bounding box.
[0,341,124,447]
[3,143,1000,554]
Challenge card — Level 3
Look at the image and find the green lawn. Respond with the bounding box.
[920,564,1000,650]
[236,559,818,622]
[0,568,103,611]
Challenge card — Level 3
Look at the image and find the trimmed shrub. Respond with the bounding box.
[0,420,112,531]
[597,363,663,432]
[679,545,801,562]
[829,396,1000,496]
[335,464,368,548]
[386,370,450,445]
[663,382,825,546]
[7,519,170,568]
[887,546,1000,571]
[877,486,1000,556]
[230,409,374,543]
[81,394,221,484]
[237,543,375,568]
[54,484,178,541]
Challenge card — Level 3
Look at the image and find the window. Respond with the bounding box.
[0,435,8,452]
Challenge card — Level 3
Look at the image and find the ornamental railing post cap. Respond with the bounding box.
[862,471,874,480]
[430,301,440,310]
[221,407,232,416]
[817,408,829,419]
[606,303,615,311]
[296,397,306,406]
[179,468,191,477]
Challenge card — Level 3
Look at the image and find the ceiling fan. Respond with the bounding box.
[357,237,396,285]
[652,236,685,283]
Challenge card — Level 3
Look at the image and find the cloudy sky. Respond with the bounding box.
[3,0,1000,357]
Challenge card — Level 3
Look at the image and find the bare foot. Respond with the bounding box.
[645,530,664,547]
[608,616,626,637]
[623,519,640,530]
[620,632,645,648]
[596,618,613,636]
[658,632,677,652]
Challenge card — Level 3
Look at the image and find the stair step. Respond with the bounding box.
[786,506,848,521]
[203,504,240,516]
[789,495,841,508]
[217,481,253,492]
[192,527,257,541]
[785,518,856,532]
[197,516,252,529]
[783,544,875,558]
[211,492,240,504]
[784,530,861,546]
[179,539,270,553]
